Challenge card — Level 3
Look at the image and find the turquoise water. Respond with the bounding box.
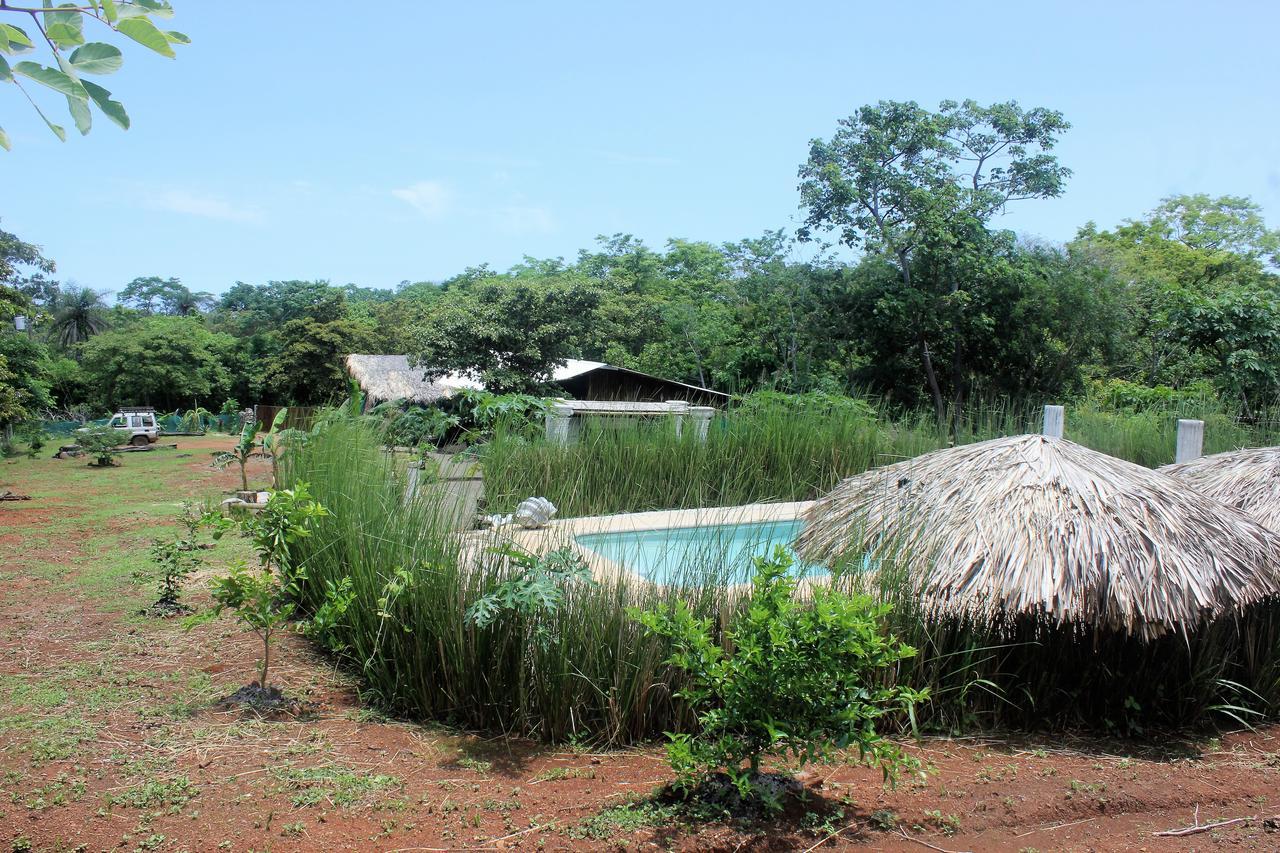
[575,518,825,584]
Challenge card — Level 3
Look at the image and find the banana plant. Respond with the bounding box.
[212,409,286,492]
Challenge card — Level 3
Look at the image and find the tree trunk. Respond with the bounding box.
[898,250,946,420]
[259,630,271,687]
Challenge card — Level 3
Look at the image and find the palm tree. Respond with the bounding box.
[171,287,214,316]
[49,286,109,350]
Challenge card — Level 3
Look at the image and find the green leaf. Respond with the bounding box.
[30,98,67,141]
[0,23,35,55]
[101,0,119,24]
[67,93,92,135]
[0,125,9,151]
[44,4,86,48]
[0,55,11,82]
[69,43,123,75]
[163,30,190,45]
[136,0,176,19]
[13,61,88,100]
[116,17,175,58]
[83,79,129,129]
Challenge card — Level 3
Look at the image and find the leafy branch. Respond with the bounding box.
[0,0,187,150]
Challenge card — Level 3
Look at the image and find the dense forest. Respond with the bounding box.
[3,100,1280,431]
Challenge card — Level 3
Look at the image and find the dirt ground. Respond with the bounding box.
[3,438,1280,852]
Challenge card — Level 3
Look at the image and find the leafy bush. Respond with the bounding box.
[634,550,922,808]
[77,424,122,467]
[208,561,294,689]
[370,401,460,449]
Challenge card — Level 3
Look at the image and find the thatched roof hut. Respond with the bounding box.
[1162,447,1280,531]
[345,354,458,406]
[796,435,1280,638]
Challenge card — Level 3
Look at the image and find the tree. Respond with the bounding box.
[118,275,209,315]
[0,1,187,150]
[0,332,51,429]
[263,315,376,405]
[1072,194,1280,387]
[48,284,108,348]
[798,99,1071,416]
[1,221,54,321]
[412,278,601,394]
[79,315,231,409]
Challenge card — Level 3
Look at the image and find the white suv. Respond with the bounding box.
[107,408,160,446]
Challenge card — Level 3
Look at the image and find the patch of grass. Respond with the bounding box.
[108,777,198,810]
[569,801,678,841]
[271,765,400,809]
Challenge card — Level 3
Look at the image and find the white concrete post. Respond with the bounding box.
[667,400,689,439]
[1176,419,1204,464]
[404,462,421,505]
[545,403,575,446]
[690,407,714,443]
[1042,405,1065,439]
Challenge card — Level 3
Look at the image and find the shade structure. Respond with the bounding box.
[1161,447,1280,532]
[796,435,1280,638]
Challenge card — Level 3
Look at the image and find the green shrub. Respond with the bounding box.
[77,424,121,467]
[634,550,922,807]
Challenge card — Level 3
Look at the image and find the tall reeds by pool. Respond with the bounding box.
[482,394,1280,517]
[285,418,734,745]
[284,405,1280,745]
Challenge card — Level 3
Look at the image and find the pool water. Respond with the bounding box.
[575,518,825,584]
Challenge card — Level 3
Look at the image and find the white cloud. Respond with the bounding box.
[392,180,453,220]
[143,189,265,224]
[392,179,553,234]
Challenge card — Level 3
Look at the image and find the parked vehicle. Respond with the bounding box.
[106,407,160,446]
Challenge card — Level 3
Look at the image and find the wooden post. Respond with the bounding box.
[1175,419,1204,464]
[1042,405,1065,439]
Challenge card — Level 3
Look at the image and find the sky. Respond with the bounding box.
[3,1,1279,298]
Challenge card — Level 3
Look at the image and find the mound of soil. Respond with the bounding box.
[215,682,317,719]
[658,771,809,821]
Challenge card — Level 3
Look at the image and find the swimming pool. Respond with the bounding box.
[574,517,823,584]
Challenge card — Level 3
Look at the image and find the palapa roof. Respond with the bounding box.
[796,434,1280,638]
[1162,447,1280,532]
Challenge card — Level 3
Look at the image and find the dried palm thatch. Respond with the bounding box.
[1162,447,1280,531]
[345,354,453,406]
[796,435,1280,639]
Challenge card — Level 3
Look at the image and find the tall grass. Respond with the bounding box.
[483,395,1280,517]
[284,404,1280,744]
[285,418,735,744]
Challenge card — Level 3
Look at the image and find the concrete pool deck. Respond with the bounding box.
[464,500,815,584]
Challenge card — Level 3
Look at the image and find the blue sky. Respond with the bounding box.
[3,1,1279,298]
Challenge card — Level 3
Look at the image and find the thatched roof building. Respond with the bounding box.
[796,435,1280,638]
[1162,447,1280,531]
[345,354,729,407]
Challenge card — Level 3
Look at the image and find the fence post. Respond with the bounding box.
[1042,405,1065,439]
[690,407,714,443]
[1175,419,1204,464]
[545,403,576,446]
[667,400,689,439]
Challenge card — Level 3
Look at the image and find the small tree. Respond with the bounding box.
[149,538,200,615]
[200,484,329,691]
[634,550,923,810]
[77,423,121,467]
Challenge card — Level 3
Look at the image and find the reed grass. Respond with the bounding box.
[283,400,1280,744]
